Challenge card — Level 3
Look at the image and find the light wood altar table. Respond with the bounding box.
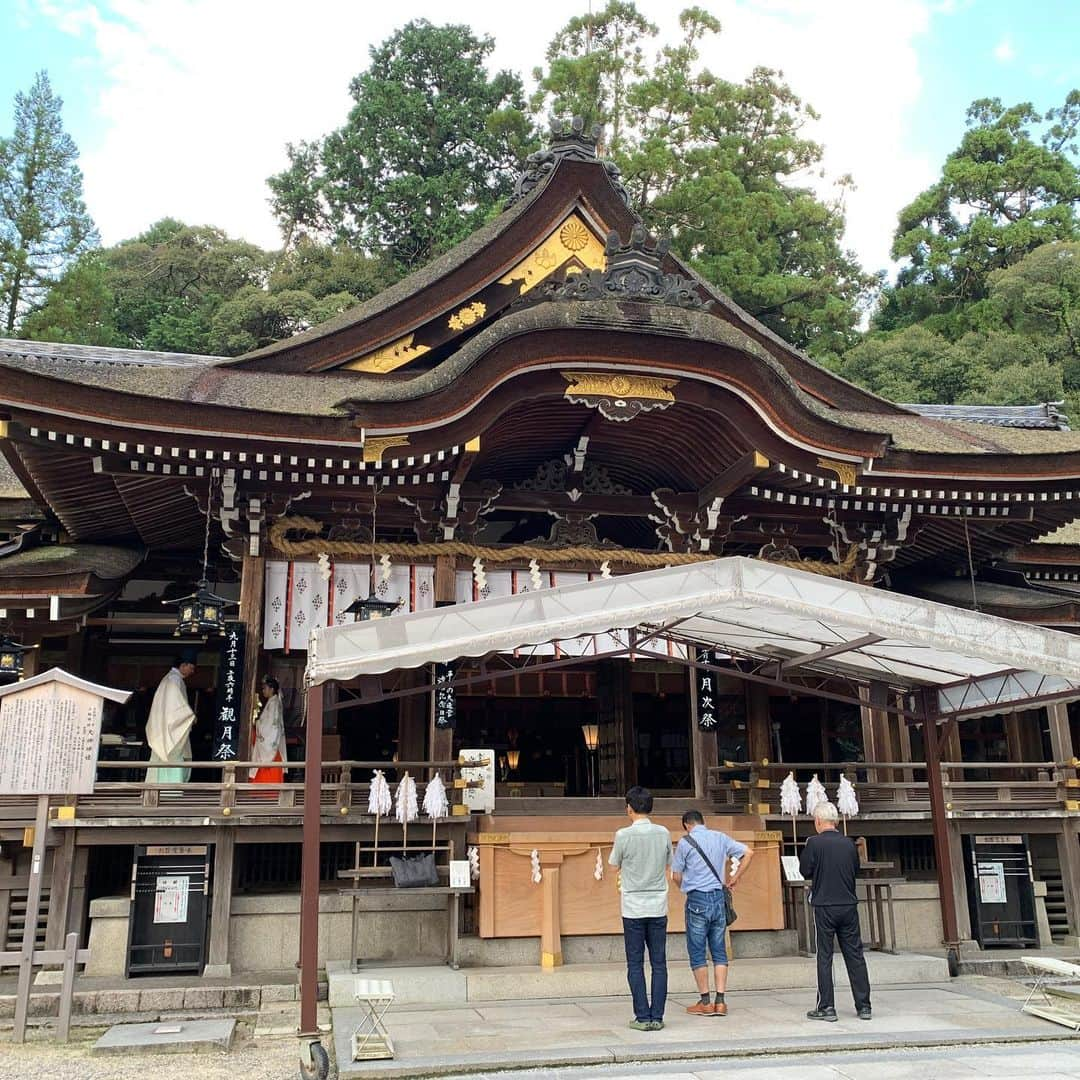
[471,815,783,968]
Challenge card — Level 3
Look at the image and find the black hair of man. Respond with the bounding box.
[262,675,280,693]
[625,785,654,814]
[175,649,198,667]
[682,809,705,828]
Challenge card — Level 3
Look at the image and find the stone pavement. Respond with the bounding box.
[331,981,1080,1079]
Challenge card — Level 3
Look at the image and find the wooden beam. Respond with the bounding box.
[699,450,770,509]
[237,553,264,778]
[779,634,885,674]
[205,826,235,976]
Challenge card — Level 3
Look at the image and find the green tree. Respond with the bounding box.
[19,252,122,346]
[878,92,1080,335]
[533,5,872,358]
[268,21,536,271]
[0,71,97,333]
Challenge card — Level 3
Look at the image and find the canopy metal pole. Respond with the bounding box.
[299,681,324,1038]
[919,689,961,956]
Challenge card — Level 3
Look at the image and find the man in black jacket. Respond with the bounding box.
[798,801,872,1022]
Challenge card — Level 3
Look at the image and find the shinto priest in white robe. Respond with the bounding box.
[253,692,287,775]
[146,667,196,783]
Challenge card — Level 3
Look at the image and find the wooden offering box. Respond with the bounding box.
[470,815,782,967]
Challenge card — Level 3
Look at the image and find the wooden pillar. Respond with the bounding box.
[429,556,456,768]
[745,683,771,765]
[205,826,236,976]
[399,669,429,766]
[1048,703,1075,772]
[237,553,265,774]
[299,682,324,1037]
[540,855,564,968]
[44,828,76,954]
[68,846,89,945]
[597,661,634,794]
[1056,820,1080,943]
[859,681,890,781]
[689,662,718,802]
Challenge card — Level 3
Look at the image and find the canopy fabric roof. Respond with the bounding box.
[306,557,1080,716]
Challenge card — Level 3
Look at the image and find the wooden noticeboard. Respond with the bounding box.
[0,668,130,795]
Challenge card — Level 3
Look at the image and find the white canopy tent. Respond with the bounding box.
[306,557,1080,717]
[297,557,1080,1035]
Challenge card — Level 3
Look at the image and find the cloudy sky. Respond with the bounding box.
[3,0,1078,278]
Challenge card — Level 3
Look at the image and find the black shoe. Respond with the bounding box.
[806,1007,838,1022]
[857,1007,872,1020]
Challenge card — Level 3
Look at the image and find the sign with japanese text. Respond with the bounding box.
[696,648,720,730]
[0,679,104,794]
[211,621,246,762]
[434,662,456,729]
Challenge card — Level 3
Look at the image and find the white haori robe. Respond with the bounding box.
[146,668,195,783]
[253,693,287,765]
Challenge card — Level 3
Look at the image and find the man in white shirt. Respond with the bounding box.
[609,785,672,1031]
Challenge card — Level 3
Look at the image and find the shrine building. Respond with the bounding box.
[2,120,1080,978]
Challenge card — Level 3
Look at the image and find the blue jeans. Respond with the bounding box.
[622,916,668,1021]
[685,889,727,970]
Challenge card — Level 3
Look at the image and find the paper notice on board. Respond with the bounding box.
[977,861,1007,904]
[781,855,804,882]
[153,875,190,924]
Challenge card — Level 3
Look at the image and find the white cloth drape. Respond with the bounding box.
[252,693,287,764]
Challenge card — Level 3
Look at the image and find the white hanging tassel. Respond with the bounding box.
[379,552,392,584]
[316,552,332,581]
[594,849,604,881]
[368,769,392,816]
[780,771,802,816]
[468,845,481,882]
[423,773,449,821]
[803,773,825,812]
[600,560,612,579]
[837,775,859,825]
[395,772,418,824]
[473,556,487,591]
[529,557,542,591]
[530,848,542,884]
[730,855,741,878]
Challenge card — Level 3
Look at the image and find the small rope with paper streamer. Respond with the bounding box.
[395,771,418,849]
[780,771,802,850]
[529,558,542,591]
[473,556,487,592]
[530,849,542,884]
[317,552,332,582]
[837,774,859,834]
[379,553,392,584]
[468,845,481,882]
[594,849,604,881]
[423,772,449,847]
[368,769,392,867]
[805,774,827,818]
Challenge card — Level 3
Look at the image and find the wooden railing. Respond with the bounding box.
[707,759,1078,817]
[0,758,488,825]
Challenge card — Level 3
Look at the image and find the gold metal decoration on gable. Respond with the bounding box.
[817,457,858,487]
[562,371,677,422]
[448,302,487,332]
[499,212,606,296]
[363,435,411,465]
[345,333,431,375]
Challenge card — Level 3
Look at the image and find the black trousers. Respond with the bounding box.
[814,903,871,1011]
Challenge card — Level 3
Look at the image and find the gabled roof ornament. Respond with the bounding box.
[526,224,712,310]
[511,116,632,208]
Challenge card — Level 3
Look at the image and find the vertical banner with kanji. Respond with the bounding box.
[433,662,456,729]
[696,648,718,730]
[212,621,246,761]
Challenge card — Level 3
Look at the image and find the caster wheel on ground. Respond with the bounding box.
[299,1039,330,1080]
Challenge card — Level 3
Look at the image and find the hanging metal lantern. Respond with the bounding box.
[173,581,230,637]
[343,595,401,622]
[0,634,26,683]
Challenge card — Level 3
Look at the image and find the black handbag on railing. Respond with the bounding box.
[683,834,738,926]
[389,851,439,888]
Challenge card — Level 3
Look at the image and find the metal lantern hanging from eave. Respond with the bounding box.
[0,634,26,683]
[343,595,402,622]
[173,581,231,638]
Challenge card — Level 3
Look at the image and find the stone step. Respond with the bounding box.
[327,951,948,1008]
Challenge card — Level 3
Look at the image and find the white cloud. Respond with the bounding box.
[993,35,1015,63]
[35,0,939,278]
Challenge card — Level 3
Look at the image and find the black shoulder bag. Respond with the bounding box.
[683,834,738,926]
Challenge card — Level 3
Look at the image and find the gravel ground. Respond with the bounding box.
[0,1028,319,1080]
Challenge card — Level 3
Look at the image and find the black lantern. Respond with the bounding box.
[0,634,26,683]
[344,595,401,622]
[173,580,231,637]
[168,471,234,637]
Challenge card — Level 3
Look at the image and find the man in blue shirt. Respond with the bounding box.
[672,810,754,1016]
